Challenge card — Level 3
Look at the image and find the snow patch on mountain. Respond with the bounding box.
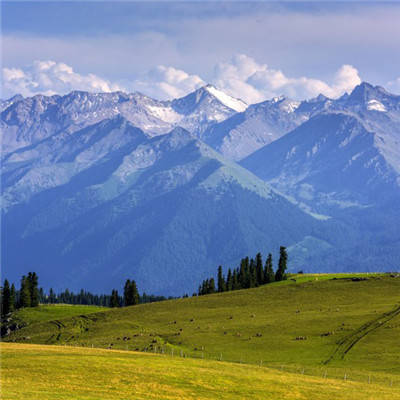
[146,104,183,124]
[0,86,248,155]
[204,85,247,113]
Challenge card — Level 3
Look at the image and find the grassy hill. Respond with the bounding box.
[5,304,107,326]
[2,342,399,400]
[2,274,400,398]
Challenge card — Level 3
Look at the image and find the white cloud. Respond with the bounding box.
[2,60,125,98]
[212,54,362,103]
[0,55,375,105]
[2,61,205,101]
[131,65,205,100]
[212,54,267,104]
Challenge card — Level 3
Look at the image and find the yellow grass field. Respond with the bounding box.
[1,342,399,400]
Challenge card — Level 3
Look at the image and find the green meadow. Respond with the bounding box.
[2,274,400,399]
[7,304,106,326]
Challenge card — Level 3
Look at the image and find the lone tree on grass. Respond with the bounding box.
[275,246,288,282]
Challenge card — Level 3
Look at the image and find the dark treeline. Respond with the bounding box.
[1,272,170,319]
[42,288,119,307]
[2,247,288,318]
[198,246,288,295]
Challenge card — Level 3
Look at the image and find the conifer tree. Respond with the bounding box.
[39,287,45,303]
[110,289,119,308]
[275,246,288,282]
[124,279,132,306]
[10,283,16,312]
[28,272,39,307]
[205,279,210,294]
[2,279,11,317]
[239,258,250,288]
[226,268,233,291]
[264,253,275,284]
[124,279,140,305]
[49,288,55,304]
[209,278,216,294]
[232,269,239,290]
[217,266,226,292]
[255,252,264,286]
[19,276,31,308]
[130,280,139,305]
[199,280,206,295]
[249,258,256,288]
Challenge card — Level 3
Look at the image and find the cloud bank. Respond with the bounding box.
[213,54,362,103]
[0,54,389,105]
[2,60,124,98]
[132,65,205,100]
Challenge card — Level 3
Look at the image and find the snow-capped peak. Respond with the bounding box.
[204,84,248,112]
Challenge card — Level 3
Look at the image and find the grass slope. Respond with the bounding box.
[2,343,399,400]
[4,274,400,381]
[7,304,107,326]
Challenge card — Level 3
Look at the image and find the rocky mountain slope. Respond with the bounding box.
[1,82,399,294]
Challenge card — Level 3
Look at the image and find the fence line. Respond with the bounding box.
[62,342,398,388]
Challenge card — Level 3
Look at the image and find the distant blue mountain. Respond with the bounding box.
[1,83,399,295]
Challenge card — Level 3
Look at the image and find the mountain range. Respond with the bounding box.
[1,82,399,295]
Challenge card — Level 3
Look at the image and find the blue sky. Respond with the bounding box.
[2,1,400,102]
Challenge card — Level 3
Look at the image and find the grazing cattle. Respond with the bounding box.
[320,332,334,337]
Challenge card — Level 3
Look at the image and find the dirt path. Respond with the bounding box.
[324,304,400,364]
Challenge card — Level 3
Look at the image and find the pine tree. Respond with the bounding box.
[264,253,275,284]
[49,288,55,304]
[28,272,39,307]
[226,268,233,291]
[204,279,210,294]
[124,279,132,306]
[275,246,288,282]
[39,287,45,304]
[19,276,31,308]
[199,280,206,296]
[2,279,11,317]
[217,266,226,292]
[249,258,256,288]
[209,278,216,294]
[10,283,16,312]
[130,280,139,305]
[110,289,119,308]
[255,252,264,286]
[239,258,250,288]
[232,269,239,291]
